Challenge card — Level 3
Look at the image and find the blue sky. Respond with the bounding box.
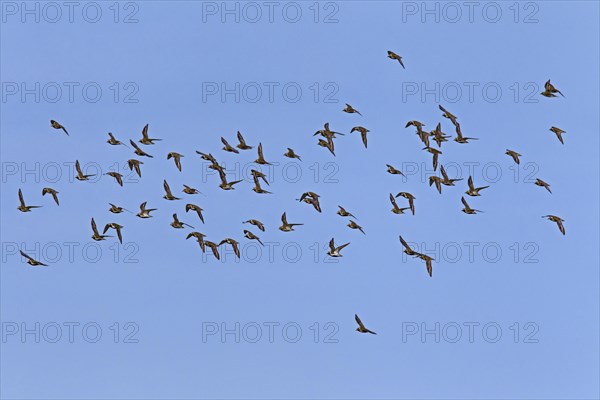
[1,1,599,399]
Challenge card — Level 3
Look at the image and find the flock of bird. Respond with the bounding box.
[16,52,569,335]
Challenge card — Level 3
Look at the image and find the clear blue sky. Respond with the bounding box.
[1,1,599,399]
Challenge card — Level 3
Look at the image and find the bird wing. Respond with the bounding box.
[141,124,149,139]
[355,314,365,329]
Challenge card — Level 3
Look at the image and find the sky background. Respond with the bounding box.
[1,1,599,399]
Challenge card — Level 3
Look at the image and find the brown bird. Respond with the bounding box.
[343,103,362,116]
[50,119,69,135]
[185,204,205,224]
[279,212,303,232]
[461,196,482,214]
[337,205,357,219]
[186,231,206,252]
[106,132,128,147]
[41,187,59,205]
[243,230,264,246]
[171,213,194,229]
[109,203,131,214]
[414,252,434,277]
[163,180,180,200]
[17,189,41,212]
[75,160,95,181]
[440,165,462,186]
[387,50,404,68]
[196,151,217,163]
[438,105,458,126]
[505,149,522,165]
[136,201,157,218]
[465,176,489,197]
[314,122,343,138]
[218,238,241,258]
[221,137,239,154]
[182,184,200,195]
[429,176,443,194]
[283,148,302,161]
[390,193,410,214]
[255,143,272,165]
[347,220,365,234]
[327,238,350,257]
[542,215,565,235]
[317,137,336,157]
[399,235,417,256]
[541,80,564,97]
[103,223,124,244]
[454,122,477,144]
[534,178,552,193]
[423,146,442,171]
[127,159,143,177]
[105,171,123,187]
[252,175,272,194]
[430,123,451,147]
[139,124,161,145]
[298,192,321,213]
[250,169,270,186]
[129,140,153,157]
[236,131,253,150]
[243,219,265,232]
[91,218,111,241]
[20,250,47,266]
[549,126,566,144]
[395,192,416,215]
[218,169,243,191]
[204,241,221,260]
[405,120,425,130]
[386,164,405,176]
[167,152,184,171]
[350,126,370,148]
[355,314,376,334]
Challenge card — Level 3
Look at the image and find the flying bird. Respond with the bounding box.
[327,238,350,257]
[390,193,410,214]
[395,192,416,215]
[386,164,405,176]
[414,252,434,277]
[355,314,376,334]
[182,184,200,195]
[91,218,111,241]
[399,235,417,256]
[129,140,153,157]
[347,220,365,234]
[461,196,482,214]
[279,212,303,232]
[106,132,128,147]
[75,160,95,181]
[243,219,265,232]
[423,146,442,171]
[255,143,272,165]
[542,215,565,235]
[204,241,221,260]
[171,213,194,229]
[105,171,123,187]
[343,103,362,116]
[350,126,370,148]
[283,148,302,161]
[549,126,566,144]
[243,230,264,246]
[541,80,564,97]
[454,122,477,144]
[17,189,41,212]
[186,231,206,251]
[465,176,489,197]
[218,169,243,190]
[139,124,161,145]
[20,250,47,266]
[252,175,272,194]
[127,159,143,177]
[185,204,205,224]
[438,105,458,126]
[429,176,443,194]
[218,238,241,258]
[167,152,184,171]
[534,178,552,193]
[41,187,59,205]
[440,165,462,186]
[109,203,131,214]
[298,192,321,213]
[236,131,253,150]
[337,206,357,219]
[221,137,239,154]
[387,50,405,68]
[163,180,180,200]
[136,201,157,218]
[103,223,124,244]
[50,119,69,135]
[505,149,522,165]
